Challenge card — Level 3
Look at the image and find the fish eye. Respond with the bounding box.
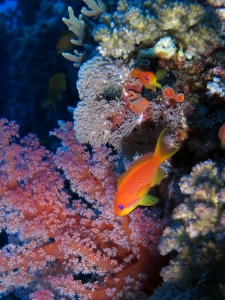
[145,76,149,80]
[118,204,124,211]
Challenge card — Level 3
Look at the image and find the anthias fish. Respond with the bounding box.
[131,68,167,92]
[115,129,179,216]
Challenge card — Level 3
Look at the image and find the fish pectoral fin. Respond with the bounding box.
[139,194,158,206]
[151,167,166,187]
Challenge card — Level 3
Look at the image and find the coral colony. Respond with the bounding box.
[1,0,225,299]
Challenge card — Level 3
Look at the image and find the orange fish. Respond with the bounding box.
[218,123,225,149]
[162,86,184,103]
[42,72,67,112]
[115,129,179,216]
[131,68,167,92]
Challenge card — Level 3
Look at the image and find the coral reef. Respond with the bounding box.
[91,0,221,58]
[62,6,87,67]
[150,160,225,299]
[72,49,197,152]
[206,76,225,100]
[138,36,177,59]
[62,6,86,46]
[81,0,107,17]
[0,119,166,299]
[1,0,225,299]
[74,55,142,149]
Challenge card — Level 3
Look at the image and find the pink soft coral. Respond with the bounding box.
[0,119,166,299]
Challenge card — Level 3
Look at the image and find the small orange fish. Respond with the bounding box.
[55,31,76,55]
[162,86,184,103]
[115,129,179,216]
[42,72,67,112]
[218,123,225,149]
[131,69,166,92]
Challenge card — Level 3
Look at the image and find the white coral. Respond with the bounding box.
[74,55,138,149]
[81,0,107,17]
[158,160,225,286]
[206,76,225,99]
[62,7,86,46]
[138,36,177,59]
[62,50,84,68]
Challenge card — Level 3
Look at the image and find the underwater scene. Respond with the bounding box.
[0,0,225,299]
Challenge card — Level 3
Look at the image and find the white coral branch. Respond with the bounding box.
[62,6,85,46]
[62,50,85,68]
[81,0,107,17]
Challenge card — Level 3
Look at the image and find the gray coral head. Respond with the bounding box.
[138,36,177,59]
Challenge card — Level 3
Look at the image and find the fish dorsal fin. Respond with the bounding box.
[139,194,159,206]
[117,152,154,188]
[154,129,180,163]
[151,167,166,187]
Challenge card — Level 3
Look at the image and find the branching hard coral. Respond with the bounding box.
[0,119,166,299]
[62,6,88,67]
[152,160,225,299]
[93,5,162,58]
[185,24,221,57]
[62,7,86,46]
[62,50,85,68]
[81,0,107,18]
[157,3,205,31]
[91,0,222,59]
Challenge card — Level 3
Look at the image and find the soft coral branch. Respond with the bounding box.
[0,119,166,299]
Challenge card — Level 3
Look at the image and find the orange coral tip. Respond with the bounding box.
[177,93,184,102]
[162,86,184,103]
[162,86,174,99]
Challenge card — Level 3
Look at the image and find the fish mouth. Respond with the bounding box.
[115,197,140,216]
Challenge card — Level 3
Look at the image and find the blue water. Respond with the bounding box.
[0,0,17,13]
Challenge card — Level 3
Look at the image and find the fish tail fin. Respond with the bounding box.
[41,100,57,113]
[154,129,180,162]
